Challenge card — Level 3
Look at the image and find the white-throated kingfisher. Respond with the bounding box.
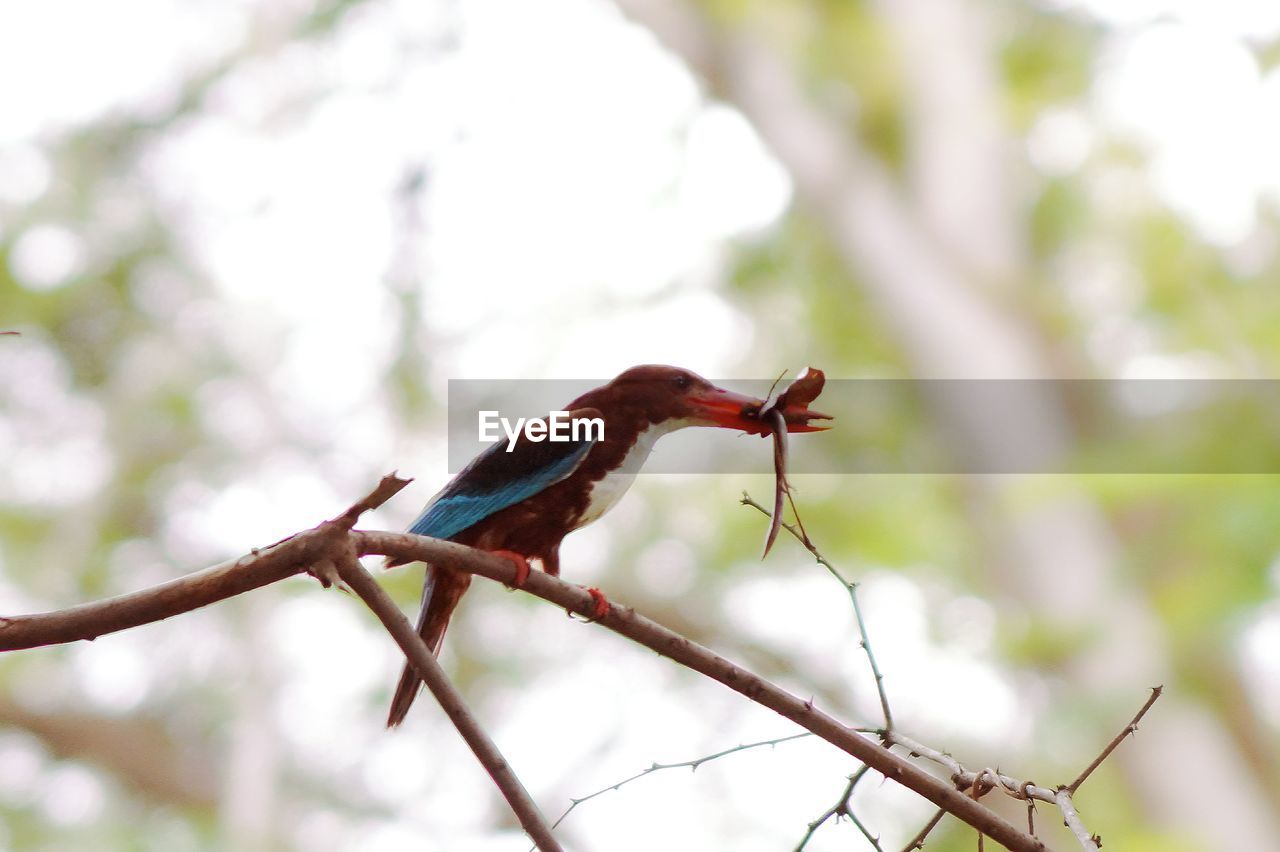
[385,364,828,726]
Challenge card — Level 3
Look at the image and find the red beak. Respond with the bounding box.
[688,386,833,435]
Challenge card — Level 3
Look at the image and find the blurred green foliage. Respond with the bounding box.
[3,0,1280,849]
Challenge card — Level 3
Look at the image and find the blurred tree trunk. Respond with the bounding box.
[615,0,1279,846]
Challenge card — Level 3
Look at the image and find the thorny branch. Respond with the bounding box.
[1,474,564,852]
[2,477,1043,851]
[1067,685,1163,794]
[795,765,884,852]
[741,492,893,731]
[1,475,1160,851]
[354,531,1044,850]
[901,808,946,851]
[0,474,414,650]
[741,492,1162,850]
[550,732,813,832]
[743,490,898,847]
[885,685,1163,851]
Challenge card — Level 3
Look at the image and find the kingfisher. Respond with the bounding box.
[385,364,829,726]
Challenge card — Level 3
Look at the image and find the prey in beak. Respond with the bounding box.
[686,379,832,436]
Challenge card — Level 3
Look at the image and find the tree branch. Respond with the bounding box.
[901,808,946,851]
[0,533,322,649]
[886,685,1159,852]
[354,531,1044,851]
[1,478,1046,850]
[741,492,893,730]
[332,544,562,852]
[552,732,812,832]
[795,765,883,851]
[0,474,411,650]
[1066,686,1162,794]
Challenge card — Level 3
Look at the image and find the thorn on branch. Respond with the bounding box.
[795,766,884,851]
[1066,685,1163,795]
[549,732,813,835]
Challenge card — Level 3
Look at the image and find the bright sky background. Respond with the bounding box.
[1,0,1276,848]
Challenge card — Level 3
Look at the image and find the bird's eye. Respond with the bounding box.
[673,374,691,391]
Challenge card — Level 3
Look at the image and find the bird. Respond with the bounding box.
[385,364,829,726]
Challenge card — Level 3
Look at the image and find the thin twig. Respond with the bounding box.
[333,546,563,852]
[849,581,891,730]
[742,493,893,731]
[901,808,946,851]
[848,801,884,851]
[1066,685,1163,794]
[795,765,883,851]
[551,732,812,831]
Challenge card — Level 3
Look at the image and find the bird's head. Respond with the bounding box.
[593,365,831,435]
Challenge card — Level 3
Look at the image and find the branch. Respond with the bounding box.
[552,732,812,831]
[746,489,1161,850]
[0,531,321,649]
[1,475,564,851]
[1066,685,1162,794]
[355,531,1044,851]
[901,808,945,851]
[1054,788,1098,852]
[886,685,1159,852]
[795,765,883,851]
[332,546,562,852]
[1,478,1042,850]
[0,474,410,650]
[742,493,893,730]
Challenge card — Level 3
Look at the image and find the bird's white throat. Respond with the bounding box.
[576,421,684,528]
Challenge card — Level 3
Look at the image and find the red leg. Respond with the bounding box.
[490,549,532,588]
[586,587,610,621]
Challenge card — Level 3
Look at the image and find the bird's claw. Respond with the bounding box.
[585,587,610,622]
[491,550,532,589]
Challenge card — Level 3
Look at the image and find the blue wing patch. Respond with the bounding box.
[407,429,595,541]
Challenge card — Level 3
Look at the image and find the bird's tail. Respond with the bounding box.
[386,564,471,727]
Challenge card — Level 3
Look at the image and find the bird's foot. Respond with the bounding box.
[491,550,532,588]
[585,587,610,621]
